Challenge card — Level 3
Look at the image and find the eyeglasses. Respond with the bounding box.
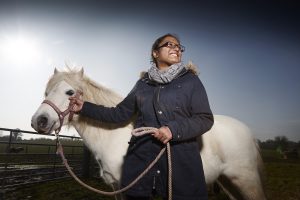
[157,41,185,52]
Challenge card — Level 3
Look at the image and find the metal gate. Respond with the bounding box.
[0,127,91,191]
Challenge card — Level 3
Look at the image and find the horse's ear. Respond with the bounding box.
[79,68,84,77]
[54,68,59,74]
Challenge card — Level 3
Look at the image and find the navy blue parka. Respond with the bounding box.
[80,68,214,200]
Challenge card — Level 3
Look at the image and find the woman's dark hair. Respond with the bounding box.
[151,33,181,64]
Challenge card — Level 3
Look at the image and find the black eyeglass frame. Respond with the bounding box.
[156,41,185,52]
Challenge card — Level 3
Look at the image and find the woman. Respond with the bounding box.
[70,33,214,200]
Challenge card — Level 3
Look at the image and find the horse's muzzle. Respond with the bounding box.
[31,113,54,134]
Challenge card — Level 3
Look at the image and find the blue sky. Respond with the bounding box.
[0,0,299,141]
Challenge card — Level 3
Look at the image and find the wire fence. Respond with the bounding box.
[0,127,96,192]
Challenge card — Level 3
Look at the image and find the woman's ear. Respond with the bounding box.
[152,51,158,58]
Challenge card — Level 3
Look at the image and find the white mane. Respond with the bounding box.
[46,68,131,130]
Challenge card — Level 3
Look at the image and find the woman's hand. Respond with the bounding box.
[152,126,173,144]
[69,96,84,113]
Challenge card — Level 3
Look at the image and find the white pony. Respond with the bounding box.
[31,68,266,200]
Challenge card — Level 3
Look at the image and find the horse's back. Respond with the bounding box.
[203,115,257,156]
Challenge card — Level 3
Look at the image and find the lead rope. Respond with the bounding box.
[55,127,172,200]
[132,127,172,200]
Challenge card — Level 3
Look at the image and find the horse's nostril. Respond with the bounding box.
[37,115,48,128]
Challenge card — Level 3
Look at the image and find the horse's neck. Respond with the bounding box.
[72,119,133,154]
[70,79,132,157]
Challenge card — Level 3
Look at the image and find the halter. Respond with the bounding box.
[42,90,83,134]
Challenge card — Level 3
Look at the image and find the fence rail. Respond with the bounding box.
[0,127,95,191]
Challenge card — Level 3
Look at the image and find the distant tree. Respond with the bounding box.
[260,139,276,149]
[0,135,10,141]
[274,136,288,151]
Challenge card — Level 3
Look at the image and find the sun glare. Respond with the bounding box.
[0,35,41,64]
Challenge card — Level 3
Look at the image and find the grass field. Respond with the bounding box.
[262,150,300,200]
[2,149,299,200]
[3,178,228,200]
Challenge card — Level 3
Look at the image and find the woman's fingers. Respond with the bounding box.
[152,130,163,140]
[162,138,169,144]
[152,126,172,144]
[69,97,83,113]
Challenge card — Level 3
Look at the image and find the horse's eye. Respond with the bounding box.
[66,90,75,96]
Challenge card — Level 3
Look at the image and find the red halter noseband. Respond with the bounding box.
[42,91,83,134]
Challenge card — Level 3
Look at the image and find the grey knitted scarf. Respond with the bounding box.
[148,62,186,84]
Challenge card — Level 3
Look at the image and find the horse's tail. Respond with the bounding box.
[254,139,267,192]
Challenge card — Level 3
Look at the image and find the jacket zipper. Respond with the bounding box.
[157,85,162,102]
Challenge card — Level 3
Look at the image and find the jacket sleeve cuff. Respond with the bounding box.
[80,101,95,116]
[167,121,181,141]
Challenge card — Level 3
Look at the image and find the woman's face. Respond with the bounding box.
[153,36,183,70]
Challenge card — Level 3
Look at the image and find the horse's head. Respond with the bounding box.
[31,68,84,134]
